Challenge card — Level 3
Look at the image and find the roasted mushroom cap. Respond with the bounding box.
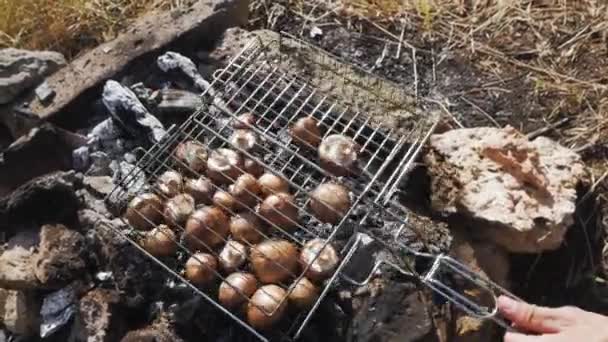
[230,212,265,244]
[212,190,236,212]
[184,206,230,250]
[247,285,288,330]
[218,240,248,273]
[258,193,299,230]
[175,140,208,174]
[243,158,265,178]
[163,193,195,228]
[125,193,164,231]
[230,129,258,152]
[184,177,215,204]
[219,272,258,309]
[185,252,218,286]
[232,113,256,130]
[250,239,299,284]
[309,183,351,224]
[206,148,243,185]
[289,116,322,147]
[141,224,177,257]
[229,173,262,209]
[288,277,319,309]
[257,173,289,197]
[299,239,339,281]
[318,134,359,176]
[156,170,183,198]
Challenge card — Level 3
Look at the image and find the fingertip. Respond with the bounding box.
[497,295,519,316]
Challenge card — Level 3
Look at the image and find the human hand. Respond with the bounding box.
[497,295,608,342]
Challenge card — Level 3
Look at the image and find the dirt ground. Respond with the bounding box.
[247,0,608,313]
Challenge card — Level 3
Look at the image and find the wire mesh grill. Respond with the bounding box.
[104,33,439,341]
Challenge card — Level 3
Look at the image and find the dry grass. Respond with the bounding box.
[0,0,191,59]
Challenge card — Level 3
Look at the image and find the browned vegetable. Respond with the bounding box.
[125,193,164,231]
[309,183,351,224]
[258,193,298,230]
[184,206,230,250]
[212,191,237,212]
[141,224,177,257]
[232,113,256,129]
[230,212,265,244]
[251,240,299,284]
[243,158,265,178]
[257,173,289,197]
[184,177,215,204]
[207,148,243,185]
[230,129,258,152]
[219,272,258,309]
[289,116,322,147]
[185,252,218,286]
[163,193,195,228]
[175,140,208,174]
[156,170,183,198]
[229,173,261,209]
[219,240,248,273]
[318,134,359,176]
[299,239,339,281]
[288,277,319,309]
[247,285,288,330]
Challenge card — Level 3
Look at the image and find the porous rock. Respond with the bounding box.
[0,48,66,104]
[0,289,40,336]
[0,123,86,196]
[34,224,87,287]
[0,171,80,227]
[426,126,586,253]
[120,315,183,342]
[69,289,126,342]
[0,246,39,289]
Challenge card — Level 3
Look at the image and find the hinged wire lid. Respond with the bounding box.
[104,32,445,341]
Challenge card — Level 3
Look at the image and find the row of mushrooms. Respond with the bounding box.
[123,113,358,330]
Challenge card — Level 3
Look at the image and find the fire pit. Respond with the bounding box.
[101,33,513,341]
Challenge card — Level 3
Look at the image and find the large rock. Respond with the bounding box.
[0,289,40,336]
[0,171,80,228]
[0,123,86,196]
[0,48,66,104]
[426,126,586,253]
[0,246,39,289]
[18,0,249,122]
[34,224,88,287]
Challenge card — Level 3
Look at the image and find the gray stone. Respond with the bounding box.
[83,176,114,197]
[102,80,166,143]
[87,152,111,175]
[0,246,39,289]
[34,224,87,288]
[34,81,55,103]
[0,289,40,336]
[0,48,66,104]
[426,126,586,253]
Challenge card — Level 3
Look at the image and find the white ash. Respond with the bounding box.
[102,80,166,143]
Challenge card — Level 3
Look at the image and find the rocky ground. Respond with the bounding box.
[0,1,606,342]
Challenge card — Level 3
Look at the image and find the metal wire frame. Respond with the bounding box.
[104,33,441,341]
